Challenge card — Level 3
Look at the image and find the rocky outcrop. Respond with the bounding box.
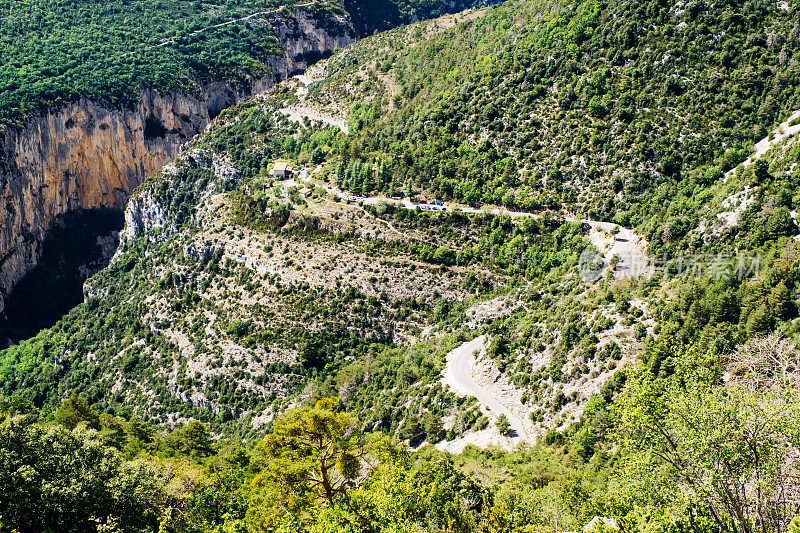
[0,8,354,318]
[121,191,172,243]
[119,148,228,244]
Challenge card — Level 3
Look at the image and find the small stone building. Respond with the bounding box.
[271,162,293,179]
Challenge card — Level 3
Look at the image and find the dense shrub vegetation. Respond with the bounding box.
[6,377,800,533]
[0,0,295,124]
[0,395,626,533]
[3,0,800,530]
[317,0,800,259]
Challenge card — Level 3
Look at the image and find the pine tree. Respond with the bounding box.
[362,167,374,193]
[335,163,345,188]
[403,178,413,198]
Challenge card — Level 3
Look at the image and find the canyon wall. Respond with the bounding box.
[0,9,354,319]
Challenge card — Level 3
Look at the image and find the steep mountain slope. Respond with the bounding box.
[0,0,492,339]
[0,89,636,446]
[4,1,800,531]
[0,84,608,442]
[308,0,800,255]
[0,0,490,126]
[0,9,353,338]
[3,0,800,452]
[269,0,800,422]
[0,4,354,338]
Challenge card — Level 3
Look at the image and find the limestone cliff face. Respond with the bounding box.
[0,9,354,317]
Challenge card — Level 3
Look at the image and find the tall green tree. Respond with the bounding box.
[616,355,800,533]
[56,395,100,430]
[0,416,160,532]
[247,398,389,529]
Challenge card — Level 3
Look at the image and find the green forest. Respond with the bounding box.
[0,0,295,124]
[0,0,487,125]
[1,394,612,533]
[319,0,800,252]
[5,366,800,533]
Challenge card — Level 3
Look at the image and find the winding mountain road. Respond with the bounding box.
[309,181,649,278]
[575,218,651,278]
[442,335,531,443]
